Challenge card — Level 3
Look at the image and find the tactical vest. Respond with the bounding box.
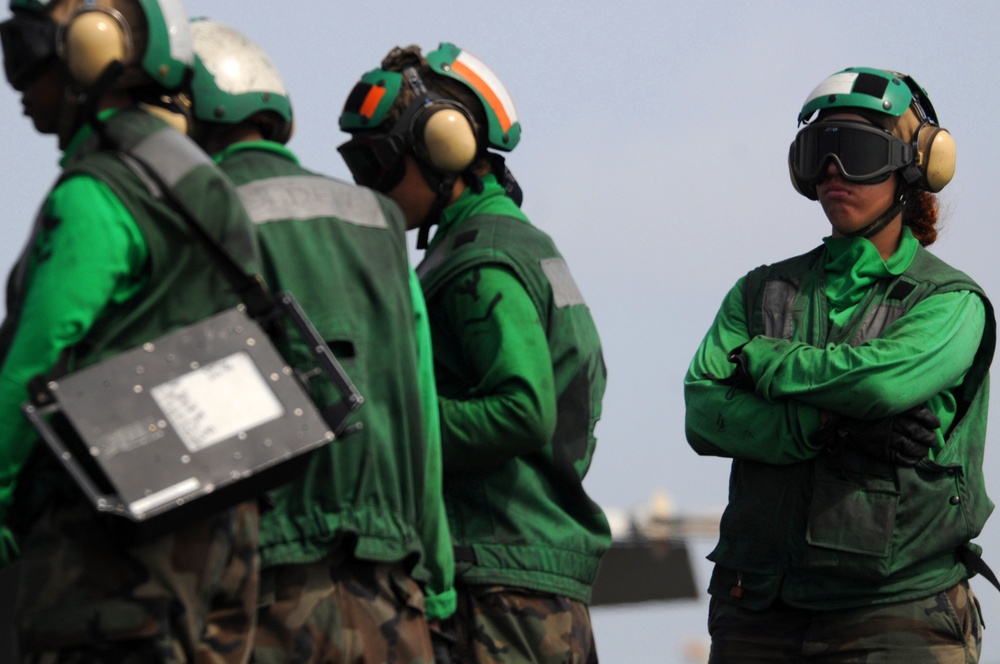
[217,148,428,569]
[40,109,258,371]
[5,110,259,531]
[418,214,610,602]
[710,244,996,608]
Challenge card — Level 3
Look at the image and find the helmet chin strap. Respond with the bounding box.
[414,158,456,249]
[59,59,124,150]
[844,185,906,240]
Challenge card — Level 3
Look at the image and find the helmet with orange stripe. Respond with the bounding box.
[340,43,521,191]
[338,42,521,246]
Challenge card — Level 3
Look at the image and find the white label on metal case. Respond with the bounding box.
[151,351,284,452]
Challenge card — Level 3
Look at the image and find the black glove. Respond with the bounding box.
[429,621,456,664]
[813,405,941,467]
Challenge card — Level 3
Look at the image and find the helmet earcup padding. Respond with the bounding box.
[419,106,477,173]
[409,100,478,174]
[917,125,956,193]
[60,8,131,87]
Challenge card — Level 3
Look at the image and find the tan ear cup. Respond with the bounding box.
[918,126,956,192]
[422,107,478,173]
[63,10,128,86]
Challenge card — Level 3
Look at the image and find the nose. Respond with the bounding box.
[821,157,843,180]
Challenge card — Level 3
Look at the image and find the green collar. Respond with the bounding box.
[59,108,120,167]
[429,174,528,251]
[212,140,299,165]
[823,226,919,279]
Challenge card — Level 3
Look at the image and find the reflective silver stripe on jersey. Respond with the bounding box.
[130,128,213,188]
[237,176,387,228]
[119,153,164,199]
[761,280,798,339]
[541,258,586,308]
[852,303,905,347]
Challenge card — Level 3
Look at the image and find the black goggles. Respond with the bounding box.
[0,14,58,91]
[790,121,913,185]
[337,133,409,193]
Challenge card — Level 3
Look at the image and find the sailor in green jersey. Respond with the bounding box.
[685,67,995,662]
[0,1,264,661]
[339,43,610,663]
[186,21,453,662]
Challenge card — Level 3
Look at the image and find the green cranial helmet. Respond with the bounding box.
[339,42,520,152]
[793,66,954,196]
[133,0,192,88]
[188,19,292,143]
[798,67,930,124]
[6,0,192,89]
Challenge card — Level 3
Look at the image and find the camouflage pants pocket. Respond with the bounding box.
[708,580,983,664]
[251,558,433,664]
[17,498,260,664]
[453,585,598,664]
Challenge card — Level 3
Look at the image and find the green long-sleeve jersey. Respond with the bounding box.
[418,175,610,603]
[685,228,995,609]
[215,142,455,619]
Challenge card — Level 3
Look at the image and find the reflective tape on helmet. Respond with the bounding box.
[803,72,861,107]
[451,50,517,133]
[155,0,193,64]
[359,84,387,122]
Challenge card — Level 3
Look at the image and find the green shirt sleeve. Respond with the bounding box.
[684,278,825,464]
[743,290,986,422]
[0,175,147,542]
[409,267,456,621]
[436,266,557,473]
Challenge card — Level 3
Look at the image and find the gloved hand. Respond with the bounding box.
[429,619,456,664]
[813,405,941,467]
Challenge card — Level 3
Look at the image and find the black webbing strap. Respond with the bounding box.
[959,546,1000,594]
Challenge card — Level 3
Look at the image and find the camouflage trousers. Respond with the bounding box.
[16,497,260,664]
[448,584,598,664]
[707,580,983,663]
[250,557,434,664]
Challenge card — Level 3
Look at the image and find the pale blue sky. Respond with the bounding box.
[2,1,1000,661]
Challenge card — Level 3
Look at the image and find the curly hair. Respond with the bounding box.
[903,189,939,247]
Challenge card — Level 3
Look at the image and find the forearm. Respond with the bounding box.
[684,279,824,463]
[439,385,554,472]
[684,374,825,463]
[433,267,557,473]
[745,291,986,418]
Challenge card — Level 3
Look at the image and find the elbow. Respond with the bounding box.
[502,388,556,455]
[685,417,728,458]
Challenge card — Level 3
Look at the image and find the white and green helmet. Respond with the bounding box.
[4,0,192,89]
[188,19,292,142]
